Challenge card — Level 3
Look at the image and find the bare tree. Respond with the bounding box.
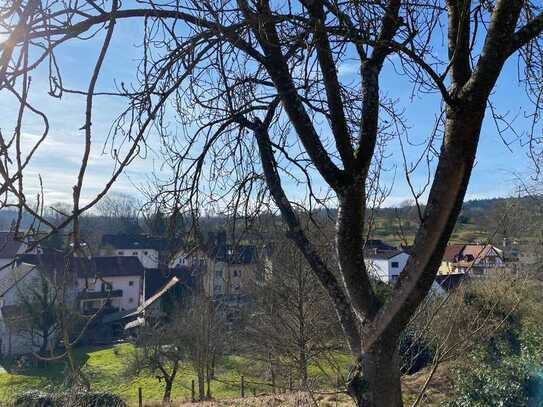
[129,322,185,402]
[15,268,60,358]
[96,192,142,234]
[2,0,543,405]
[179,295,225,401]
[129,294,225,402]
[245,237,341,390]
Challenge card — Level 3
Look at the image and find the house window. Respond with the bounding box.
[391,261,399,268]
[233,270,240,277]
[118,251,124,255]
[129,281,134,286]
[132,251,138,255]
[144,251,148,255]
[128,298,133,303]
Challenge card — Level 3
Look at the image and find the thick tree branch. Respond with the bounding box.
[247,117,362,355]
[245,0,347,190]
[304,1,355,170]
[447,0,472,88]
[509,11,543,54]
[462,0,524,99]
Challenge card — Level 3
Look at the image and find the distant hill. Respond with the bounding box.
[0,195,540,248]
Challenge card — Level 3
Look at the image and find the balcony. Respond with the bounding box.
[78,289,123,300]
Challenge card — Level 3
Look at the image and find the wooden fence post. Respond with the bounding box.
[138,387,142,407]
[241,375,245,398]
[191,379,195,402]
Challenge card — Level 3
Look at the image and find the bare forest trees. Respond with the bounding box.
[245,238,341,390]
[15,269,60,357]
[2,0,543,405]
[129,294,225,402]
[129,322,185,402]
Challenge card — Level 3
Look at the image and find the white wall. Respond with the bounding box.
[78,275,142,311]
[365,258,390,281]
[389,253,410,280]
[365,253,410,283]
[107,248,159,269]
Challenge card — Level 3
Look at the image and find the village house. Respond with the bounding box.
[438,243,505,276]
[169,231,261,303]
[169,245,209,269]
[363,239,410,283]
[100,234,175,269]
[203,232,260,301]
[75,256,145,314]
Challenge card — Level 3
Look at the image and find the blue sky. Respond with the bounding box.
[0,17,537,209]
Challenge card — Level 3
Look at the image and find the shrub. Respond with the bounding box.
[444,354,543,407]
[13,391,56,407]
[13,390,126,407]
[61,391,127,407]
[399,330,435,374]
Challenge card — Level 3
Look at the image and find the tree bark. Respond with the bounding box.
[163,378,173,402]
[198,368,206,400]
[347,337,403,407]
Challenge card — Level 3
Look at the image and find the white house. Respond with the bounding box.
[364,249,410,283]
[99,234,171,269]
[76,256,144,314]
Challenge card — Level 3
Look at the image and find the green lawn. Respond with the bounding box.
[0,344,349,405]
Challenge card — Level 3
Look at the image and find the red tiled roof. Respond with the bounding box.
[442,244,502,265]
[442,244,464,262]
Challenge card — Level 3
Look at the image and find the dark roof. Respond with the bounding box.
[76,257,144,278]
[101,234,173,251]
[0,231,23,259]
[214,244,258,264]
[364,239,396,251]
[21,252,144,278]
[364,249,405,260]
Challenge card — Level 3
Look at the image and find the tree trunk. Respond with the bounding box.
[163,378,173,402]
[206,369,211,400]
[198,368,206,400]
[347,337,403,407]
[299,346,308,389]
[39,331,49,356]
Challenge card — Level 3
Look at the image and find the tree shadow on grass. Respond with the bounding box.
[1,346,92,384]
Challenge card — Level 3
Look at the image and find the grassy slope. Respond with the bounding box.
[370,217,490,247]
[0,344,452,406]
[0,344,350,404]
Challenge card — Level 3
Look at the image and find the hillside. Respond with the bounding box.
[0,344,452,406]
[0,195,540,249]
